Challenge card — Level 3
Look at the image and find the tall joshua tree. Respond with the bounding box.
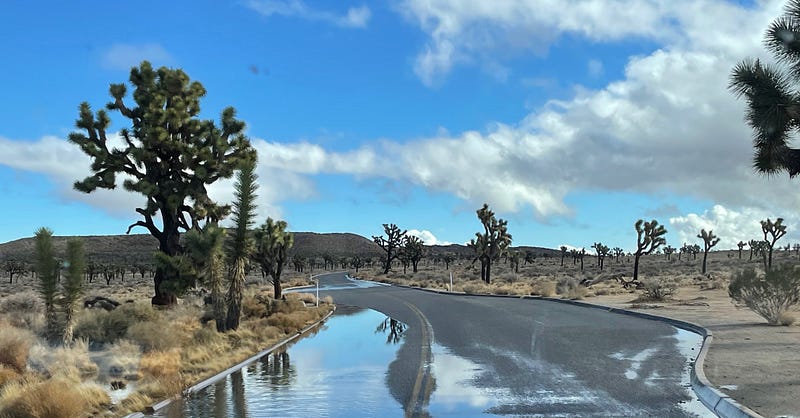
[592,242,610,270]
[62,238,86,344]
[698,229,721,275]
[402,235,425,273]
[373,224,407,274]
[226,159,258,331]
[34,227,59,344]
[737,241,747,259]
[253,217,294,300]
[559,246,568,266]
[762,217,788,272]
[663,245,675,261]
[471,204,512,284]
[633,219,667,282]
[70,61,255,306]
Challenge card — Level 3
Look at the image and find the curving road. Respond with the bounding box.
[307,272,711,417]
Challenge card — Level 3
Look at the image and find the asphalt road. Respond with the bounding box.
[308,272,709,418]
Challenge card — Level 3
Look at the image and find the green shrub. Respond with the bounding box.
[729,265,800,325]
[73,303,159,346]
[641,278,677,301]
[125,320,182,352]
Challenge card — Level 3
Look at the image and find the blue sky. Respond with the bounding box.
[1,0,799,252]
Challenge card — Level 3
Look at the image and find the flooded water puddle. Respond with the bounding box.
[156,307,404,417]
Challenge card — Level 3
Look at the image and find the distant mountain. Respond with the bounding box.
[0,232,558,265]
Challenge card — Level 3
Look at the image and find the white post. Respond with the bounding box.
[315,277,319,307]
[450,272,453,292]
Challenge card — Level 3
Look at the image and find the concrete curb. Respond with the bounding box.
[379,282,763,418]
[124,306,336,418]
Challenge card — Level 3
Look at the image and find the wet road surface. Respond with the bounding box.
[309,272,711,417]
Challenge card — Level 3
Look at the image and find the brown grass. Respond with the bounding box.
[0,325,33,373]
[0,377,110,418]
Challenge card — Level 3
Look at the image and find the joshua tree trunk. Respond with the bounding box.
[701,251,708,274]
[153,215,181,306]
[633,254,641,282]
[226,257,246,331]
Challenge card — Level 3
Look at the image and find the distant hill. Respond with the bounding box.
[0,232,558,265]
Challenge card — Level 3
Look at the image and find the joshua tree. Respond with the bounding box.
[731,1,800,181]
[226,159,258,331]
[184,224,227,332]
[62,238,86,344]
[373,224,407,274]
[523,250,536,265]
[3,260,27,284]
[560,246,568,266]
[698,229,721,274]
[469,204,512,284]
[632,220,667,282]
[350,256,364,273]
[592,243,610,270]
[612,247,624,262]
[663,245,675,261]
[442,253,455,270]
[34,227,59,344]
[762,218,788,272]
[69,62,255,306]
[402,235,425,273]
[737,241,747,259]
[253,217,294,299]
[292,255,306,273]
[508,250,521,274]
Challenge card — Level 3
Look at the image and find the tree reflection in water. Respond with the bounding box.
[230,370,248,418]
[376,316,406,344]
[259,351,296,388]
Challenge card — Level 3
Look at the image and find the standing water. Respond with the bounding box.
[156,307,405,417]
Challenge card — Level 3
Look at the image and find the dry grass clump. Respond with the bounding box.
[27,340,98,380]
[460,281,491,295]
[73,302,159,347]
[637,278,678,301]
[532,281,557,297]
[125,319,184,352]
[101,339,141,380]
[556,277,587,300]
[778,312,796,326]
[0,292,44,332]
[0,365,20,387]
[0,324,33,373]
[0,377,110,418]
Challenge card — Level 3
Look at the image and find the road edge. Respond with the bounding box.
[123,306,336,418]
[381,282,763,418]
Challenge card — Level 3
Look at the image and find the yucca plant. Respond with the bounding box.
[62,238,86,344]
[226,158,258,331]
[185,224,227,332]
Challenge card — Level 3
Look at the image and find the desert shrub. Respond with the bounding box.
[0,325,33,373]
[321,295,334,305]
[494,286,511,295]
[0,292,44,332]
[729,265,800,325]
[241,292,270,319]
[0,378,107,418]
[641,278,678,301]
[557,277,588,300]
[139,349,182,380]
[73,302,159,346]
[779,312,796,326]
[532,281,556,297]
[594,288,610,296]
[102,339,141,380]
[193,325,222,345]
[27,340,98,380]
[266,312,307,333]
[126,320,182,352]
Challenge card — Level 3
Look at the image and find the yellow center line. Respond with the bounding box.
[386,296,434,418]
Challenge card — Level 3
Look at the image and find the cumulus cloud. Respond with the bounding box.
[407,229,453,246]
[670,205,799,250]
[245,0,371,28]
[102,43,173,70]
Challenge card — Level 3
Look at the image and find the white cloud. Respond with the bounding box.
[102,43,173,70]
[407,229,453,246]
[245,0,371,28]
[670,205,799,250]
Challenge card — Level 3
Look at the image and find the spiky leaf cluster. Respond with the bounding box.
[698,229,721,252]
[730,1,800,176]
[69,61,256,239]
[634,219,667,256]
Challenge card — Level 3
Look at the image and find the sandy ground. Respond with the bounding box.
[588,287,800,418]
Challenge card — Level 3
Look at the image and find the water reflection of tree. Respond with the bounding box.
[231,370,249,417]
[259,351,296,388]
[375,316,406,344]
